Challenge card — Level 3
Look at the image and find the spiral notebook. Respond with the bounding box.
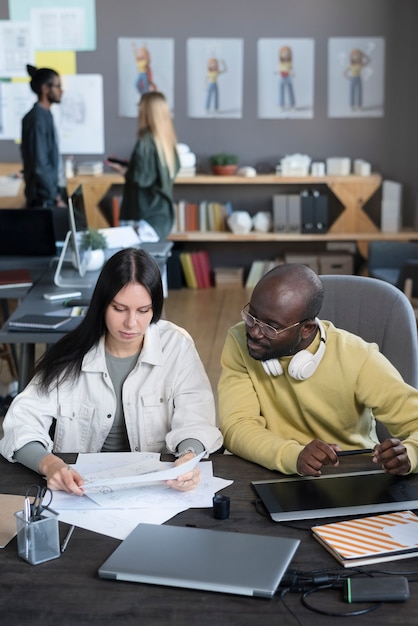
[8,314,72,331]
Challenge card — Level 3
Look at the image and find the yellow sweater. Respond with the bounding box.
[218,320,418,474]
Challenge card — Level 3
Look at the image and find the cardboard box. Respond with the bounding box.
[319,254,353,275]
[284,254,319,274]
[214,267,244,288]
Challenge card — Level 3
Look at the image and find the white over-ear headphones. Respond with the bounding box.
[261,319,326,381]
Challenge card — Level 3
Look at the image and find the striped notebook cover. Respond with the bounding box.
[312,510,418,567]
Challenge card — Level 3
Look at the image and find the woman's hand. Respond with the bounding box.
[38,453,85,495]
[165,452,201,492]
[104,159,127,175]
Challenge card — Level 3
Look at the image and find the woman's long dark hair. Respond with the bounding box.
[34,248,164,392]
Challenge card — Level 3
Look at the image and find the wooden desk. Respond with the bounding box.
[1,453,417,626]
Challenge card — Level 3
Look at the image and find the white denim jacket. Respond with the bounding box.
[0,320,222,461]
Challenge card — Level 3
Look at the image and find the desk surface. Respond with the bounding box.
[1,453,417,626]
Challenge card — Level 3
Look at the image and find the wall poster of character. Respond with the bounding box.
[187,38,243,119]
[328,37,385,118]
[258,38,314,119]
[118,37,174,118]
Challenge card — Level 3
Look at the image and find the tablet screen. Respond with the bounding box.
[252,471,418,522]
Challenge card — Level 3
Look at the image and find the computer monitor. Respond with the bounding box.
[68,184,89,277]
[54,185,91,287]
[0,208,57,256]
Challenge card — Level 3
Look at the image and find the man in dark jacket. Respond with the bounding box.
[21,65,67,209]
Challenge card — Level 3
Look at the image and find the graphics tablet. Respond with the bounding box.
[252,470,418,522]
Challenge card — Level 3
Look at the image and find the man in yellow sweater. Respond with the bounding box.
[218,264,418,477]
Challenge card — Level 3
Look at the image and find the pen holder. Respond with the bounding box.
[15,511,60,565]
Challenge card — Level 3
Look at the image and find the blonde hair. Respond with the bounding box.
[138,92,178,177]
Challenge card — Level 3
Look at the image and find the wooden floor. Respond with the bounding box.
[162,287,251,396]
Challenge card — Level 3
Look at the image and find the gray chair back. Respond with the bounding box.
[319,274,418,388]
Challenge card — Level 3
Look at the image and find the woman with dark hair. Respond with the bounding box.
[21,64,67,208]
[0,249,222,493]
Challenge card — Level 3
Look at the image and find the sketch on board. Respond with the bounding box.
[328,37,385,118]
[51,74,104,154]
[118,37,174,118]
[258,38,314,119]
[187,38,243,119]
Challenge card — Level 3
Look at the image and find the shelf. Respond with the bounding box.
[168,230,418,243]
[174,173,382,186]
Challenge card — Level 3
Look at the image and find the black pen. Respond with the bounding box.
[61,525,75,553]
[336,448,374,457]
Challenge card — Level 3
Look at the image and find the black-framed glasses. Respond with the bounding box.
[240,303,308,340]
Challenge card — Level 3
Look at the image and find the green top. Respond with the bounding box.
[121,131,179,240]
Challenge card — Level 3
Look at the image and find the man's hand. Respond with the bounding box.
[297,439,340,476]
[39,453,85,495]
[373,438,411,475]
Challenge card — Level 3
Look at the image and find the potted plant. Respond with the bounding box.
[210,153,238,176]
[81,228,108,271]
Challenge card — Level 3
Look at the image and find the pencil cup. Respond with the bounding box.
[15,511,60,565]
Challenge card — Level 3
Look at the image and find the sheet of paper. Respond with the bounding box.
[48,452,233,539]
[75,451,162,474]
[57,507,188,540]
[82,451,206,491]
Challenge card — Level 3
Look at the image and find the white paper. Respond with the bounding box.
[82,451,205,491]
[48,452,233,540]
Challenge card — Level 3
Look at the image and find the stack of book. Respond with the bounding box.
[179,251,212,288]
[176,166,196,178]
[77,161,104,175]
[213,267,244,288]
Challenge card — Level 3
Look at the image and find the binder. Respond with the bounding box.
[301,191,315,234]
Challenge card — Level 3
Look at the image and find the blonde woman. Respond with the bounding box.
[106,92,179,241]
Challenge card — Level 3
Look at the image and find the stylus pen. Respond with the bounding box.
[61,525,75,553]
[336,448,374,457]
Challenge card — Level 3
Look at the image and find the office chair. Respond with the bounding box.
[319,274,418,440]
[367,241,418,290]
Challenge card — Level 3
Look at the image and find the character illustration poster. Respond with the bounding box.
[328,37,385,118]
[258,38,314,119]
[118,37,174,118]
[187,38,243,119]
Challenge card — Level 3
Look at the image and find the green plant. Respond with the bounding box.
[209,153,238,166]
[81,228,108,250]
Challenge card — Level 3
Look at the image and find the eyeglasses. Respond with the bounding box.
[241,303,308,340]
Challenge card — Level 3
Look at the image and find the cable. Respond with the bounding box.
[301,584,383,617]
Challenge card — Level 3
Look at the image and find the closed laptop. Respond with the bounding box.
[98,523,299,598]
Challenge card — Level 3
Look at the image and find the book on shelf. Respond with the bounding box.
[245,259,282,289]
[0,269,33,289]
[191,251,212,288]
[312,510,418,568]
[8,314,73,331]
[184,202,199,231]
[179,252,198,288]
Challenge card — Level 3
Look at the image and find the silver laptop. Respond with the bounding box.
[98,523,299,598]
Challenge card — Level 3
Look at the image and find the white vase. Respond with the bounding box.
[84,248,105,272]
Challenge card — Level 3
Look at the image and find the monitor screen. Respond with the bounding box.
[252,471,418,522]
[0,208,56,256]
